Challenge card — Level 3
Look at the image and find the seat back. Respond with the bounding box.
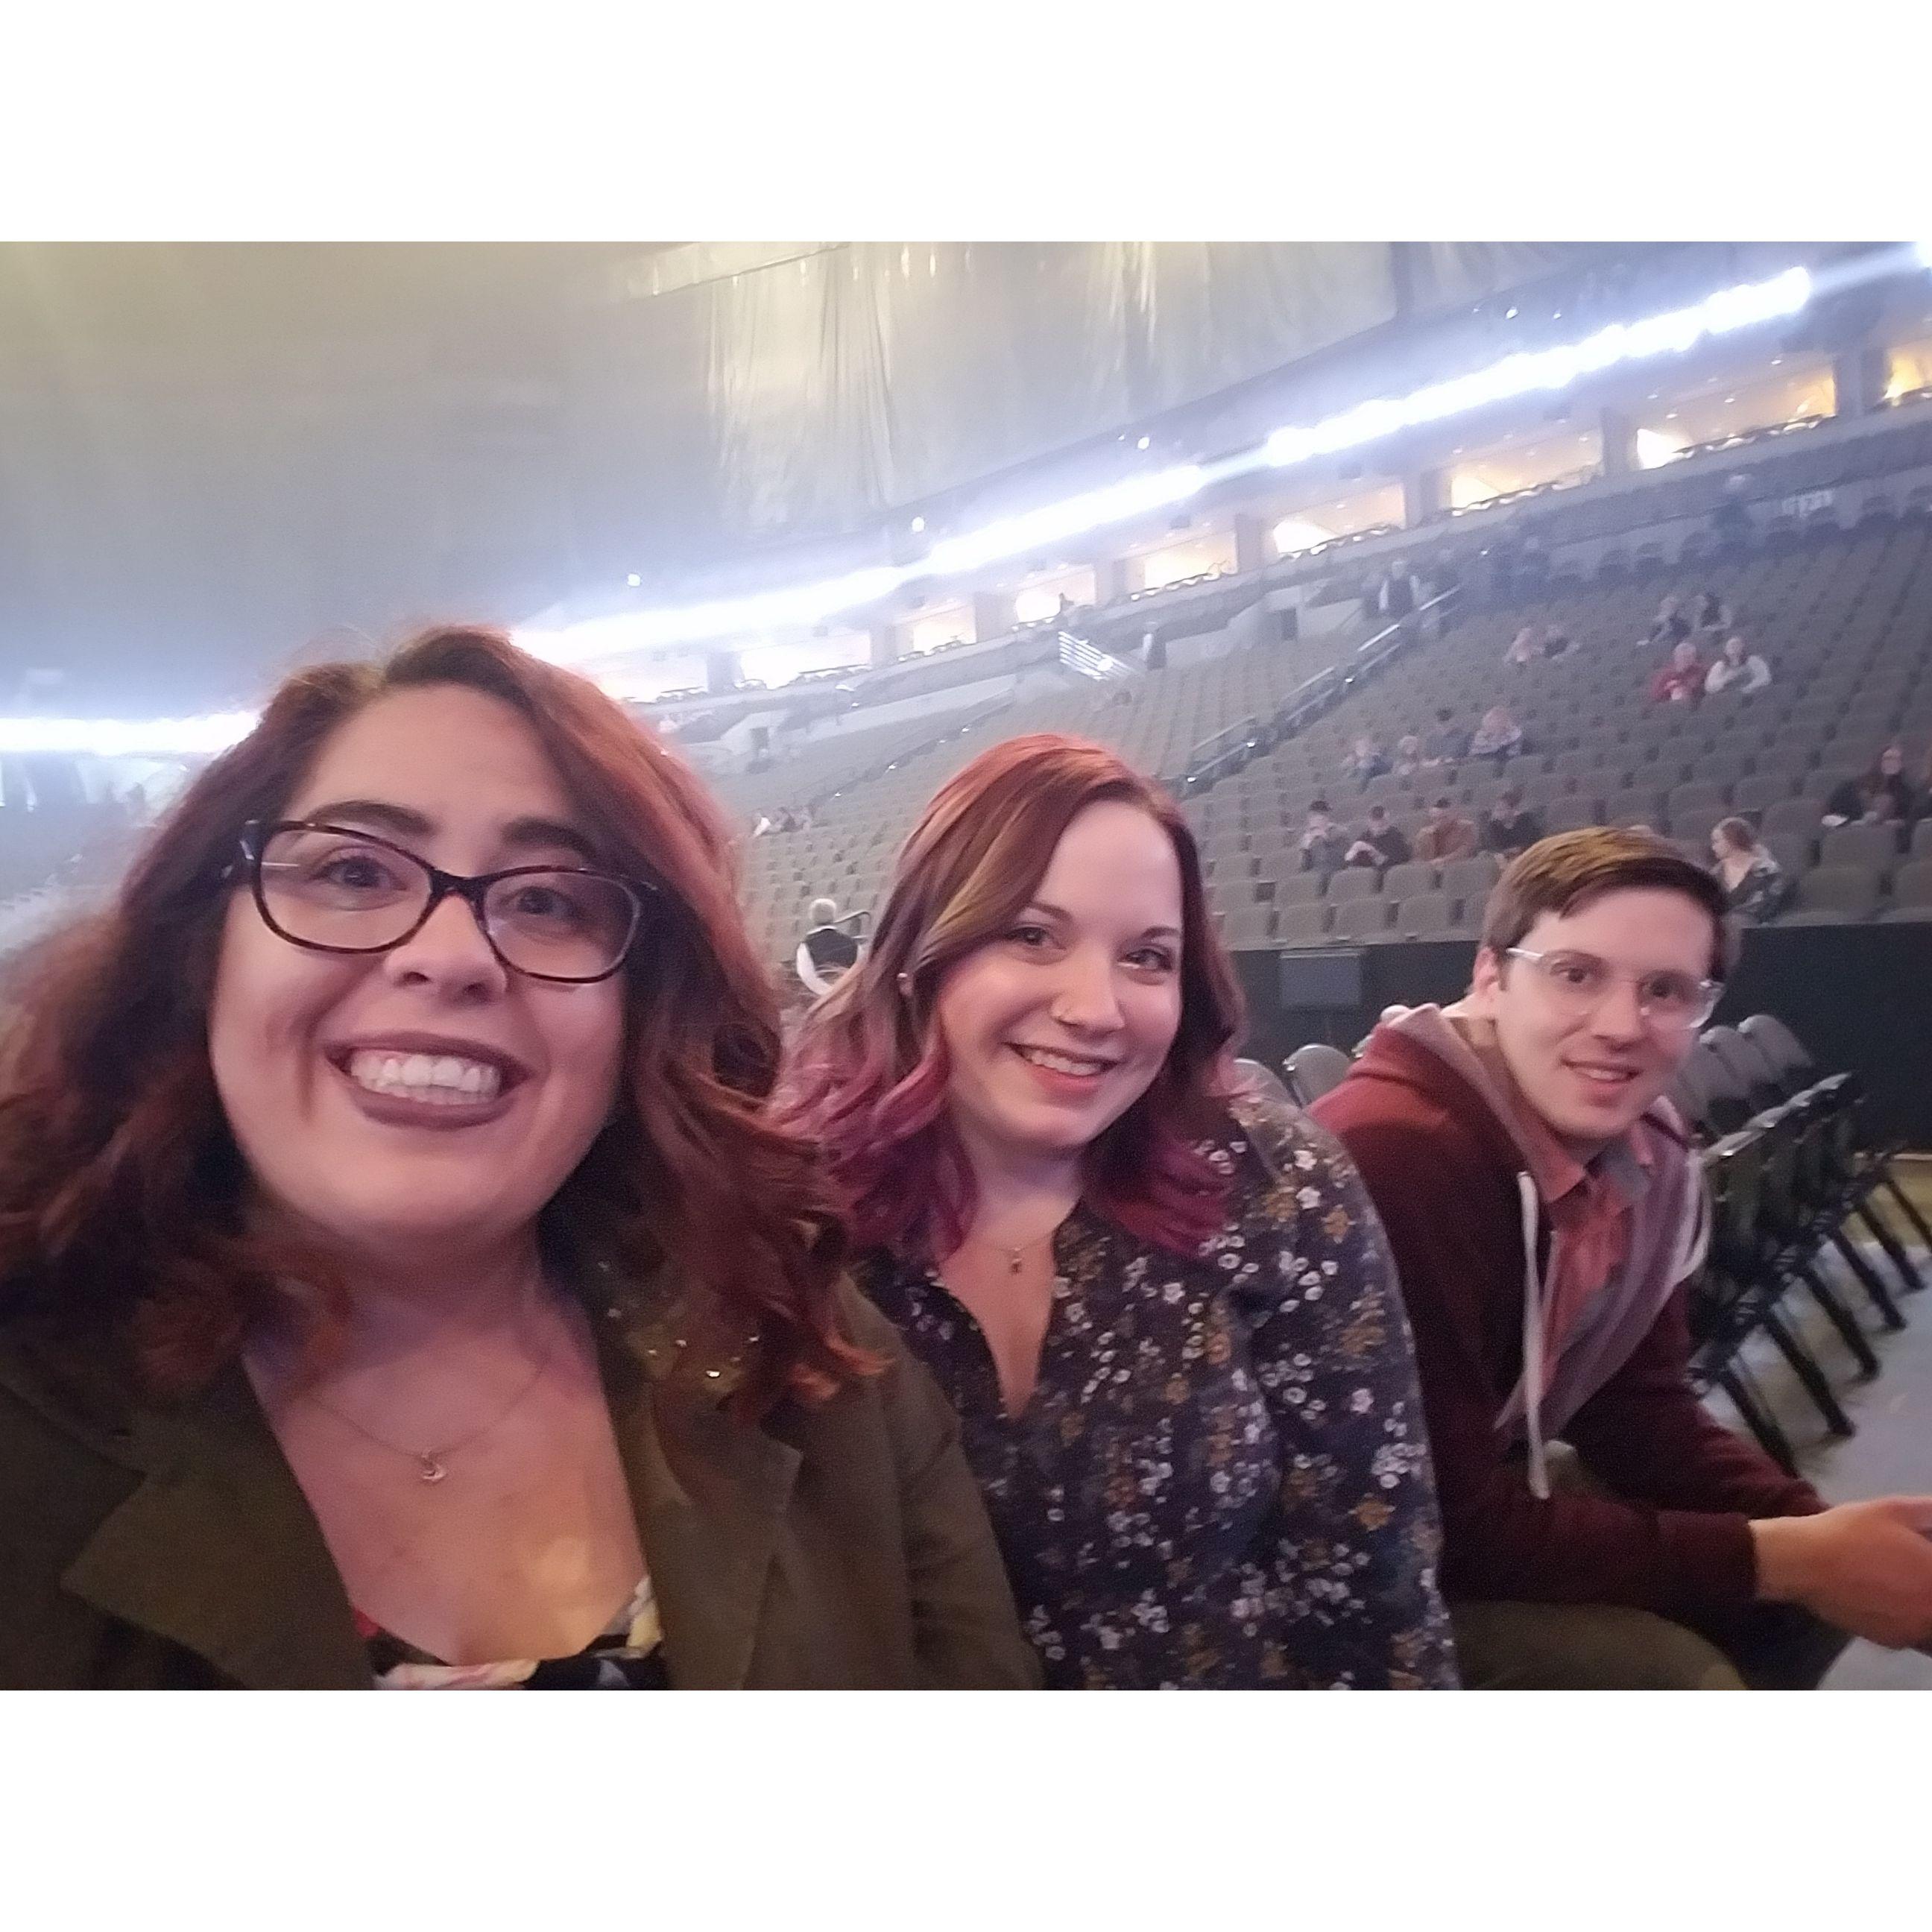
[1737,1013,1813,1096]
[1285,1042,1352,1106]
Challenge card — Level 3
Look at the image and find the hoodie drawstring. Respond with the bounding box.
[1516,1172,1550,1501]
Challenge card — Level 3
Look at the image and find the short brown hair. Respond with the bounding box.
[1479,827,1731,978]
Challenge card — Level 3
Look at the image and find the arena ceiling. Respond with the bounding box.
[0,241,1588,709]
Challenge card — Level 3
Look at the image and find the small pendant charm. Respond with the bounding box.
[418,1454,448,1484]
[1007,1251,1023,1275]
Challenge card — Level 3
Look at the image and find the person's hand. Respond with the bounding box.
[1751,1499,1932,1648]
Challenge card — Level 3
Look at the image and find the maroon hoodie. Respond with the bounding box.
[1314,1011,1822,1621]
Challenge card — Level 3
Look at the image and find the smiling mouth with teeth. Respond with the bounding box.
[344,1049,505,1104]
[1012,1045,1117,1077]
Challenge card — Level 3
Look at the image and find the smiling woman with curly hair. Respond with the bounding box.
[0,626,1034,1690]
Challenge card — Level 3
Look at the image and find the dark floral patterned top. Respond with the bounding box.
[856,1094,1458,1689]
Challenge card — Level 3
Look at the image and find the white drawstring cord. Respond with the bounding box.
[1517,1172,1551,1500]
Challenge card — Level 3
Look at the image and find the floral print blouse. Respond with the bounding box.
[856,1093,1457,1689]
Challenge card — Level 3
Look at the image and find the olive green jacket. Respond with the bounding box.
[0,1279,1039,1690]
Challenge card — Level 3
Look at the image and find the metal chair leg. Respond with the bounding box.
[1876,1169,1932,1253]
[1717,1363,1801,1477]
[1825,1226,1907,1332]
[1761,1304,1857,1437]
[1793,1263,1881,1377]
[1853,1201,1928,1296]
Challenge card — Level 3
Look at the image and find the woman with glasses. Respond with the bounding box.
[1314,828,1932,1688]
[0,628,1035,1688]
[783,733,1456,1689]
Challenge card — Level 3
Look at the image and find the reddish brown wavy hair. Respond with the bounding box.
[0,627,866,1417]
[782,734,1246,1261]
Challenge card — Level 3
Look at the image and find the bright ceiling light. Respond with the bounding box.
[625,572,642,587]
[1271,517,1334,556]
[924,465,1204,579]
[1264,265,1811,472]
[1635,427,1689,470]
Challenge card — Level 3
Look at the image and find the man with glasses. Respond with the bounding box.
[1315,829,1932,1687]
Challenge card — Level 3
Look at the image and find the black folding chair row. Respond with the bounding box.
[1737,1014,1932,1265]
[1676,1018,1928,1472]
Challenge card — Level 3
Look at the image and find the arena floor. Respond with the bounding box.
[1702,1158,1932,1688]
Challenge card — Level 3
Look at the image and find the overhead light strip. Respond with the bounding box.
[18,248,1932,759]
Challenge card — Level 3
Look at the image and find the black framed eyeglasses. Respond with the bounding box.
[234,819,654,985]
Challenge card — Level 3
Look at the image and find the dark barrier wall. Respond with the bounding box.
[1233,922,1932,1147]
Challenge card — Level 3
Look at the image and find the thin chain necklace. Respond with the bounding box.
[965,1212,1071,1277]
[297,1316,561,1486]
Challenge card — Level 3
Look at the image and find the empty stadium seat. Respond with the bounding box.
[1325,867,1380,905]
[1275,903,1333,947]
[1439,855,1501,906]
[1781,865,1884,924]
[1881,860,1932,921]
[1395,891,1455,938]
[1270,868,1326,906]
[1220,906,1277,950]
[1380,860,1438,900]
[1331,897,1394,941]
[1820,821,1904,876]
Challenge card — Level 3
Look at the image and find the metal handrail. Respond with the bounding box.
[1178,585,1462,795]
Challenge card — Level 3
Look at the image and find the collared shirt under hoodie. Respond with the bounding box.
[1389,1005,1708,1500]
[1313,1008,1822,1621]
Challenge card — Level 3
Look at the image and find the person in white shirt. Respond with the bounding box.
[1704,634,1771,698]
[797,897,864,997]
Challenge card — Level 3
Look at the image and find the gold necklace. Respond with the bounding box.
[967,1216,1069,1276]
[297,1320,561,1486]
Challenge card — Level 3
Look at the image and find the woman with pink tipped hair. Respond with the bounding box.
[784,733,1456,1689]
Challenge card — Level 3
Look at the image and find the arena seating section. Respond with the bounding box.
[737,489,1932,967]
[1194,517,1932,948]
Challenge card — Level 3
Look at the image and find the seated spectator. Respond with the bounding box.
[1342,733,1390,786]
[1415,795,1480,864]
[1482,787,1543,858]
[1315,830,1932,1687]
[1372,558,1418,621]
[1505,627,1540,669]
[1422,707,1468,767]
[1710,817,1793,922]
[1648,640,1705,707]
[1825,745,1915,828]
[1539,622,1574,660]
[1702,634,1771,698]
[1692,590,1731,634]
[796,895,863,997]
[1392,733,1424,783]
[1641,595,1692,651]
[1712,477,1755,549]
[1468,706,1525,765]
[1298,800,1354,879]
[1346,804,1412,872]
